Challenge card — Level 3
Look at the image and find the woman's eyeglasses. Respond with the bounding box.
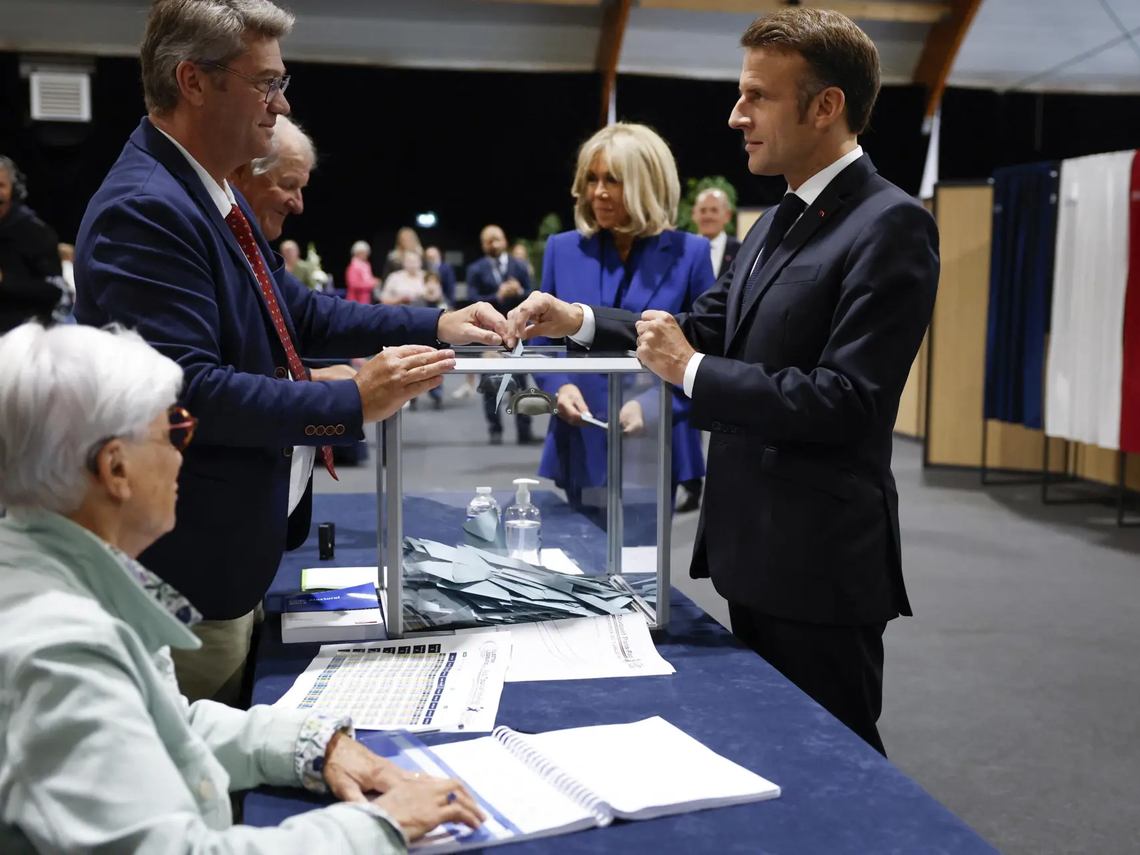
[86,405,199,474]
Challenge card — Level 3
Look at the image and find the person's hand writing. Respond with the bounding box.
[635,310,695,387]
[619,400,644,435]
[506,292,584,344]
[354,345,455,423]
[556,384,591,427]
[323,731,418,802]
[311,364,359,382]
[373,776,485,842]
[437,302,508,346]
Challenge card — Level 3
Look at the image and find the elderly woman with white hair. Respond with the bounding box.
[0,323,481,853]
[345,240,379,305]
[531,123,716,509]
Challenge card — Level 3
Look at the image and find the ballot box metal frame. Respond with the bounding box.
[374,346,672,638]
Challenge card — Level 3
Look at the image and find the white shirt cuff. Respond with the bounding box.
[683,353,705,398]
[567,303,595,347]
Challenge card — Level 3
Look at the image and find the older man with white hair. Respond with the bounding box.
[230,114,313,241]
[74,0,511,705]
[693,187,740,279]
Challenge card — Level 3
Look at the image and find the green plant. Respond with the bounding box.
[677,176,738,236]
[515,212,564,289]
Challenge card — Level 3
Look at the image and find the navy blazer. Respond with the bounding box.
[535,229,714,499]
[465,255,533,313]
[74,118,442,620]
[589,157,939,626]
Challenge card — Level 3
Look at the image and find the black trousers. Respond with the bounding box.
[728,603,888,756]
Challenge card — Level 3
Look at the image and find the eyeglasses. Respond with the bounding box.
[197,61,291,104]
[86,406,199,475]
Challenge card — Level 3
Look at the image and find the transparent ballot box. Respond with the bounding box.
[375,346,672,638]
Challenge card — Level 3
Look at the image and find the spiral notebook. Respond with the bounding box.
[374,716,780,851]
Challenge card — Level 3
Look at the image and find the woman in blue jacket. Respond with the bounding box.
[536,123,715,509]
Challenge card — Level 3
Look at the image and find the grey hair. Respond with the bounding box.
[141,0,295,115]
[0,323,183,514]
[351,241,371,257]
[251,115,317,176]
[696,187,732,211]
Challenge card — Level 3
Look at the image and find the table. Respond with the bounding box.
[245,493,996,854]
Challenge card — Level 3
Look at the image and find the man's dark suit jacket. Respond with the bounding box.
[589,156,938,626]
[466,255,533,313]
[718,234,742,279]
[74,119,442,620]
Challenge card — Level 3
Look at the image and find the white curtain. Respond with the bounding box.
[1045,150,1135,449]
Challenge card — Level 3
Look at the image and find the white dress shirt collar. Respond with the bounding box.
[708,230,728,274]
[156,128,237,217]
[788,145,864,207]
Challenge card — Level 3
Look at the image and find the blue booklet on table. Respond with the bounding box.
[364,716,780,852]
[282,583,386,644]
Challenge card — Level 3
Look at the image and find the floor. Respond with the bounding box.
[315,375,1140,855]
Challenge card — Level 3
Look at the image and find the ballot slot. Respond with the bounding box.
[377,346,671,639]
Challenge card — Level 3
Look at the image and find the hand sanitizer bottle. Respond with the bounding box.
[504,478,541,564]
[466,486,501,523]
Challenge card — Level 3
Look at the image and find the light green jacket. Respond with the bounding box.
[0,508,407,854]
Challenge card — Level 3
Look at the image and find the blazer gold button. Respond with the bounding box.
[283,447,293,457]
[335,425,345,435]
[326,425,336,435]
[274,366,288,379]
[315,425,326,436]
[304,425,315,436]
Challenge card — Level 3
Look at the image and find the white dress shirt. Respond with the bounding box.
[572,146,865,398]
[158,129,315,514]
[708,231,728,278]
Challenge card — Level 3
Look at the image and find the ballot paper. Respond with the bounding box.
[300,566,379,591]
[459,613,675,682]
[494,340,525,411]
[276,632,511,732]
[538,548,584,576]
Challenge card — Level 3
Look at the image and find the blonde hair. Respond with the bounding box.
[393,227,423,255]
[572,123,680,239]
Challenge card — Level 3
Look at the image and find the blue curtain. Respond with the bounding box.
[984,163,1060,429]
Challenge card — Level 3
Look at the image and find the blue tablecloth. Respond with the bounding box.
[245,493,995,854]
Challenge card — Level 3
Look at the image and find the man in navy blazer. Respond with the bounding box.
[74,0,507,704]
[466,224,536,444]
[509,9,938,755]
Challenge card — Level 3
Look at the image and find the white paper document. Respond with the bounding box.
[458,613,674,682]
[275,632,511,732]
[300,566,379,591]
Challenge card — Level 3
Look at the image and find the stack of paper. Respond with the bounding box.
[282,582,385,644]
[401,537,642,631]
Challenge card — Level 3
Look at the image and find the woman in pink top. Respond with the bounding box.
[344,240,378,305]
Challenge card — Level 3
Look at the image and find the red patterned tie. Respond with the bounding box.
[225,203,337,480]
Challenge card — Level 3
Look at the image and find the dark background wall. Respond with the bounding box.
[2,48,1139,278]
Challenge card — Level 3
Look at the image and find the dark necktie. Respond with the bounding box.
[224,203,337,480]
[742,193,808,303]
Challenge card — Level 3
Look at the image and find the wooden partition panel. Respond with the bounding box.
[895,332,929,438]
[924,184,993,466]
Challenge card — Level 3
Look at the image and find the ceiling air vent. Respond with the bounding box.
[30,71,91,122]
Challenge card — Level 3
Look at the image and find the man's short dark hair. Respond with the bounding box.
[741,8,881,135]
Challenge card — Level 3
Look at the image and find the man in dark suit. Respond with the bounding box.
[467,224,536,445]
[507,8,938,755]
[0,155,66,334]
[75,0,507,704]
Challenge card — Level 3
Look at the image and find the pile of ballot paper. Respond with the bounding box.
[401,536,648,631]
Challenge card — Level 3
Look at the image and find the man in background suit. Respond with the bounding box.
[693,188,741,279]
[467,224,536,445]
[508,8,939,755]
[75,0,507,704]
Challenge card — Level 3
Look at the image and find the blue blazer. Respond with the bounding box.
[465,255,533,312]
[535,229,715,498]
[73,118,442,620]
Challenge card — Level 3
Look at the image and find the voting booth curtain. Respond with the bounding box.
[1044,150,1137,451]
[984,163,1058,430]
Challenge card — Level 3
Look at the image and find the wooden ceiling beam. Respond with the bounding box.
[597,0,635,127]
[636,0,952,24]
[913,0,984,116]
